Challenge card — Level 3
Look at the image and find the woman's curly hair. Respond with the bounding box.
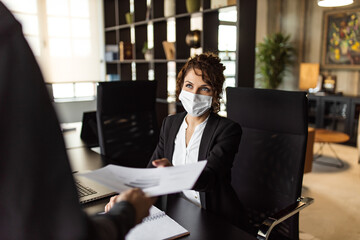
[175,52,225,113]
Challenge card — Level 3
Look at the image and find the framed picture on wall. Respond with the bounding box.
[321,8,360,70]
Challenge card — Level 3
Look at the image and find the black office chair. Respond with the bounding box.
[226,87,314,240]
[96,80,159,168]
[80,111,99,148]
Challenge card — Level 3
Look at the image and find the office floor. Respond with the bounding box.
[299,143,360,240]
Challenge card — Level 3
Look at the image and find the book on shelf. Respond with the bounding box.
[119,41,133,60]
[105,44,119,61]
[162,41,175,60]
[211,0,236,8]
[125,205,189,240]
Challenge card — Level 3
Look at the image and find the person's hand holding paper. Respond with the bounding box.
[77,160,207,197]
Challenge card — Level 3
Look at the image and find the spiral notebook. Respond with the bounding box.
[126,206,189,240]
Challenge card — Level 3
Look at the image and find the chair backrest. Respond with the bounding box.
[97,80,158,168]
[226,87,308,240]
[80,111,99,148]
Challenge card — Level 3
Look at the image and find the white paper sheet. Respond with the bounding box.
[76,161,207,197]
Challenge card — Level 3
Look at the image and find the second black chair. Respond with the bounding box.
[227,87,314,240]
[96,80,158,168]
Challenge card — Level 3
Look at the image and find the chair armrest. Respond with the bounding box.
[257,197,314,240]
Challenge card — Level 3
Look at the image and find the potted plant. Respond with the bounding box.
[142,41,152,61]
[256,33,295,89]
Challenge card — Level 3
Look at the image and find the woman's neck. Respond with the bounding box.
[185,110,211,127]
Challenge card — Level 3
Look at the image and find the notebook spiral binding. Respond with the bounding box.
[142,211,166,223]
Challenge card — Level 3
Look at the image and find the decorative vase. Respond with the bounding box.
[125,12,133,24]
[186,30,201,48]
[164,0,176,17]
[144,50,153,61]
[186,0,200,13]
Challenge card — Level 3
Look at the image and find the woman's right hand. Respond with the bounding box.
[151,158,172,168]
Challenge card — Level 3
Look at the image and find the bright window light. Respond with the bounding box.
[26,36,41,56]
[46,0,69,16]
[47,17,70,37]
[191,15,202,31]
[218,25,237,51]
[73,39,91,56]
[74,82,94,97]
[52,83,74,98]
[70,0,89,17]
[223,61,236,77]
[49,38,71,57]
[167,18,176,42]
[71,19,90,38]
[219,6,237,22]
[149,69,155,80]
[167,62,176,101]
[147,23,154,49]
[2,0,37,13]
[224,77,236,88]
[13,13,39,35]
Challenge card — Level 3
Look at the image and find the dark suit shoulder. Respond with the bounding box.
[162,112,186,127]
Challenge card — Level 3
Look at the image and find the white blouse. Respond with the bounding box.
[172,115,209,207]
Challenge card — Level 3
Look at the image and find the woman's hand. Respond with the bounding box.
[151,158,172,168]
[104,188,156,224]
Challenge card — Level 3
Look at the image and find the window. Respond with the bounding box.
[216,7,237,113]
[2,0,103,99]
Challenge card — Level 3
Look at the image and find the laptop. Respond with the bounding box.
[74,174,116,204]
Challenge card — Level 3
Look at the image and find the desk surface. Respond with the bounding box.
[65,123,256,240]
[82,196,256,240]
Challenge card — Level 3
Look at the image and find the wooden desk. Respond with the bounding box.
[64,124,256,240]
[314,128,350,168]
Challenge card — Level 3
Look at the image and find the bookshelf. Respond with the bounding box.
[103,0,255,123]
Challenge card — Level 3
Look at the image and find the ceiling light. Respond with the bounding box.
[318,0,354,7]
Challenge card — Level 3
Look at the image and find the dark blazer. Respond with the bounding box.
[0,3,136,239]
[148,112,248,228]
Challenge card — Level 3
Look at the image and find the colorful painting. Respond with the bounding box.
[322,8,360,69]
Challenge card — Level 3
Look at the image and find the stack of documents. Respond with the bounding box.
[77,160,207,196]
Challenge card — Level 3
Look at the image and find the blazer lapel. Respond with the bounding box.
[166,112,186,162]
[198,113,220,160]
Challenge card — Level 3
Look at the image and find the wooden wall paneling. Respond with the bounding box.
[136,63,149,80]
[202,11,219,53]
[175,0,187,14]
[175,17,191,59]
[153,21,167,59]
[154,63,168,99]
[236,0,257,87]
[119,28,131,42]
[153,0,164,18]
[134,0,147,22]
[203,0,211,10]
[135,24,148,59]
[106,63,118,75]
[154,62,169,126]
[105,30,117,44]
[104,0,117,27]
[120,64,132,80]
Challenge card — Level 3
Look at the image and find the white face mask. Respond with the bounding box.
[179,90,212,117]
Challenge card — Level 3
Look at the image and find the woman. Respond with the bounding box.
[149,52,248,229]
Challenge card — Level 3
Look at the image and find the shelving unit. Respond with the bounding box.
[103,0,238,124]
[308,94,360,146]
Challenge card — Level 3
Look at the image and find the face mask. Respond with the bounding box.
[179,90,212,117]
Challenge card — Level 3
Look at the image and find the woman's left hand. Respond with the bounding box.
[152,158,172,168]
